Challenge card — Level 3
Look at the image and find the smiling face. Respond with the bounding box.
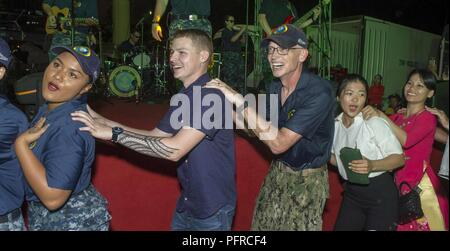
[338,81,367,121]
[42,52,92,110]
[267,41,308,81]
[403,73,434,105]
[169,36,209,86]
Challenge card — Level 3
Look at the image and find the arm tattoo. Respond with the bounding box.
[117,130,179,159]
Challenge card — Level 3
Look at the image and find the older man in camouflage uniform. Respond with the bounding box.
[152,0,212,41]
[206,24,334,231]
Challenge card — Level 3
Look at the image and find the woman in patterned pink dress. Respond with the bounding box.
[363,69,448,231]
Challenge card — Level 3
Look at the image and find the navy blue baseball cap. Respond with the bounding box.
[0,38,12,69]
[51,46,100,83]
[261,24,308,49]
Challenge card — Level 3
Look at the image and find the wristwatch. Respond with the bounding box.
[112,127,124,143]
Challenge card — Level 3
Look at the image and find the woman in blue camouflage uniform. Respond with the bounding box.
[0,38,29,231]
[14,45,111,231]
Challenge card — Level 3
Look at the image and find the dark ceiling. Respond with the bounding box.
[1,0,448,35]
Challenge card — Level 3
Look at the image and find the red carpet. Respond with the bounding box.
[89,99,342,230]
[89,99,443,231]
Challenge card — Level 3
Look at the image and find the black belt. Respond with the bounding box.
[0,208,21,224]
[172,14,209,21]
[274,161,327,176]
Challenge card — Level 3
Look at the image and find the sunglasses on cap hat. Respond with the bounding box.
[72,46,92,57]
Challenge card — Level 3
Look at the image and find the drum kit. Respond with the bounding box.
[101,42,170,101]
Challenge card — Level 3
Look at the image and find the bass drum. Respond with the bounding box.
[108,65,142,97]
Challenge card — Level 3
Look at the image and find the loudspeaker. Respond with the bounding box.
[14,72,45,119]
[14,72,44,106]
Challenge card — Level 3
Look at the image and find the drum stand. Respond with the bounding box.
[153,43,169,97]
[134,15,146,103]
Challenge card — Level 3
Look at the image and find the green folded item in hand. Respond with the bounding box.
[339,147,370,185]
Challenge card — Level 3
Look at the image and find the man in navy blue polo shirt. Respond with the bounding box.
[72,29,236,231]
[206,24,335,230]
[0,38,29,230]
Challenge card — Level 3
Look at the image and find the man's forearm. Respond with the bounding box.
[238,106,277,142]
[231,27,246,42]
[117,130,178,160]
[370,154,405,172]
[435,127,449,144]
[258,14,272,36]
[153,0,169,22]
[114,124,170,138]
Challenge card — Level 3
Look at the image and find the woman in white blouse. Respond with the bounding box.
[329,74,405,231]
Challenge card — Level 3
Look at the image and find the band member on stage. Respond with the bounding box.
[72,30,237,231]
[15,46,111,230]
[117,29,141,64]
[42,0,99,61]
[260,0,296,37]
[152,0,212,41]
[0,38,29,231]
[219,15,247,94]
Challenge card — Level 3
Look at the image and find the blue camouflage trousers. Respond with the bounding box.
[0,209,26,231]
[169,18,212,38]
[251,161,329,231]
[27,184,111,231]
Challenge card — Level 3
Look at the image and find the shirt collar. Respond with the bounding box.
[273,70,312,92]
[295,70,312,91]
[39,95,88,123]
[335,112,364,124]
[180,73,211,94]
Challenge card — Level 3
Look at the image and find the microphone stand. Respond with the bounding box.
[71,0,75,47]
[134,11,152,103]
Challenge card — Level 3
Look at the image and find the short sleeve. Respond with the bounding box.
[157,105,179,135]
[43,128,86,190]
[189,88,223,139]
[367,117,403,155]
[157,88,222,139]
